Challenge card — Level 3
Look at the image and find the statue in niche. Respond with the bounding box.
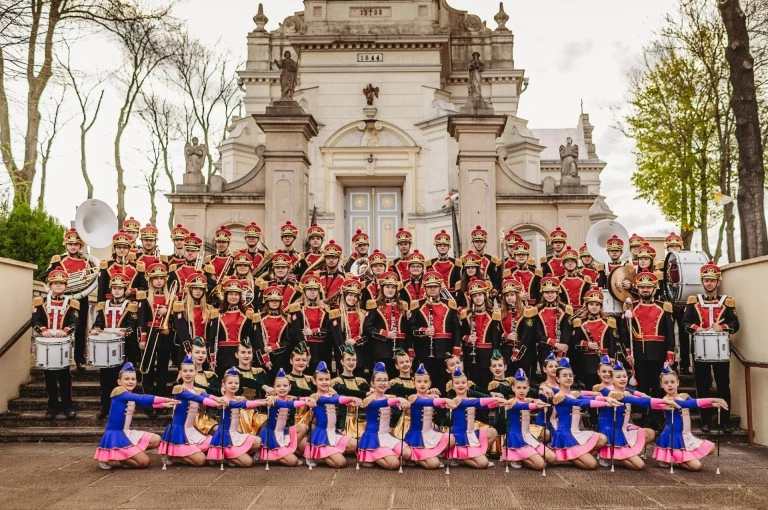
[274,51,298,100]
[363,83,379,105]
[467,52,485,104]
[184,137,207,175]
[559,137,579,177]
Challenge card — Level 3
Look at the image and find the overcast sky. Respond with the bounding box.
[11,0,687,252]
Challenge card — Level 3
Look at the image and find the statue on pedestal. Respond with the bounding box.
[274,51,298,100]
[461,52,492,114]
[184,137,207,176]
[363,83,379,106]
[559,137,579,177]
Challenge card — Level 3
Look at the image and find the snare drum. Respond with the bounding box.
[693,330,730,362]
[601,290,623,315]
[88,332,124,368]
[34,336,72,370]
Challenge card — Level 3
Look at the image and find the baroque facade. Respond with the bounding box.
[168,0,614,259]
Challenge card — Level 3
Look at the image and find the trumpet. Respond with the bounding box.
[139,285,178,375]
[305,253,325,274]
[252,251,274,279]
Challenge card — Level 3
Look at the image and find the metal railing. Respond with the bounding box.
[0,319,32,361]
[730,343,768,446]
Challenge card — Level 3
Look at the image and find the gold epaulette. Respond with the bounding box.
[410,301,420,311]
[257,279,268,291]
[209,309,220,318]
[678,393,690,399]
[726,296,736,307]
[488,380,501,391]
[356,377,367,385]
[528,257,536,267]
[204,255,212,263]
[607,317,617,328]
[172,384,185,395]
[571,391,581,398]
[136,290,147,301]
[365,299,377,311]
[459,310,468,320]
[596,263,605,271]
[173,301,184,313]
[203,371,216,378]
[50,254,61,264]
[331,376,343,386]
[663,301,673,313]
[572,318,582,328]
[70,300,80,310]
[234,396,246,402]
[425,260,432,268]
[286,302,301,314]
[584,275,592,284]
[687,295,697,305]
[445,381,453,392]
[654,270,663,282]
[251,312,261,323]
[127,302,138,313]
[503,269,511,278]
[491,256,502,265]
[608,390,626,400]
[565,305,573,315]
[160,255,168,264]
[535,268,543,277]
[97,302,105,311]
[128,253,136,262]
[524,306,537,318]
[100,260,108,270]
[552,393,566,405]
[592,384,604,393]
[399,300,409,312]
[448,300,457,310]
[136,261,145,272]
[361,395,376,407]
[455,258,463,268]
[33,296,44,307]
[492,309,501,321]
[204,264,215,275]
[654,261,664,271]
[329,309,341,320]
[540,256,547,264]
[168,264,177,272]
[110,386,128,398]
[246,309,254,320]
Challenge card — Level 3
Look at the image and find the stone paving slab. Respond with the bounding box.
[0,443,766,509]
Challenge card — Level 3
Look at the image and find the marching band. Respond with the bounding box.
[33,217,737,472]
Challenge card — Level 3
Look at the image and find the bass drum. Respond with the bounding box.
[663,251,707,304]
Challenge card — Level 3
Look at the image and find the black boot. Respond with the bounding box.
[44,408,57,421]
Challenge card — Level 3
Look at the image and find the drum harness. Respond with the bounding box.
[697,294,727,327]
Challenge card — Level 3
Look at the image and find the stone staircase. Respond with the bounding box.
[0,368,748,443]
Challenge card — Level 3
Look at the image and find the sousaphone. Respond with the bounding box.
[64,199,118,299]
[585,220,633,304]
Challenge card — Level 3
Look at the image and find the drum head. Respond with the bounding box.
[663,251,707,303]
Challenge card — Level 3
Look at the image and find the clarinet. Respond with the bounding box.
[428,298,435,358]
[390,300,398,359]
[553,305,562,358]
[470,303,477,365]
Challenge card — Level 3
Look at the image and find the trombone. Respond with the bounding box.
[139,282,178,374]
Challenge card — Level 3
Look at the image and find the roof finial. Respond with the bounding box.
[253,3,268,32]
[494,2,509,31]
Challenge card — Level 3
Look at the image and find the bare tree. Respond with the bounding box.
[36,85,67,209]
[169,34,240,180]
[0,0,173,208]
[138,136,162,225]
[57,42,106,199]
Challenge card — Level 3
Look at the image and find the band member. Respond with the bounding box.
[207,278,254,377]
[278,220,301,269]
[305,361,362,468]
[122,217,141,252]
[33,268,79,420]
[408,270,461,391]
[287,342,316,428]
[389,227,413,280]
[357,362,410,470]
[317,240,345,306]
[663,232,689,373]
[94,362,178,470]
[508,241,542,305]
[242,222,267,272]
[205,225,233,281]
[168,224,189,267]
[502,229,523,275]
[172,271,216,359]
[260,368,312,467]
[467,225,502,292]
[230,250,255,309]
[430,230,462,295]
[294,223,325,278]
[253,285,292,375]
[91,273,139,419]
[559,246,591,309]
[460,278,502,390]
[388,349,416,438]
[605,235,627,273]
[343,229,370,273]
[541,227,568,278]
[331,277,368,374]
[45,227,94,371]
[455,251,490,309]
[400,250,427,304]
[333,345,370,436]
[136,224,166,268]
[168,232,216,294]
[620,270,675,418]
[234,339,271,435]
[578,244,605,288]
[532,276,574,367]
[499,277,536,378]
[264,250,300,310]
[500,369,553,471]
[137,263,174,399]
[571,288,622,390]
[403,363,450,469]
[188,337,221,434]
[288,274,336,374]
[97,230,144,304]
[364,270,410,377]
[361,249,388,304]
[683,261,739,433]
[628,233,645,264]
[654,363,728,471]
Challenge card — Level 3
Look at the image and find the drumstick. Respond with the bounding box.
[398,406,406,474]
[716,407,721,475]
[611,406,617,473]
[220,406,226,471]
[669,409,675,474]
[445,408,452,475]
[264,402,271,471]
[355,405,360,470]
[162,401,177,471]
[307,407,314,470]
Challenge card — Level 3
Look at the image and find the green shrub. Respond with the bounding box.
[0,202,66,280]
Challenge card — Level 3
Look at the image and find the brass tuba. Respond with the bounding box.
[585,220,629,266]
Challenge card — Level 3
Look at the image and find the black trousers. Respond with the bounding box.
[74,297,89,366]
[44,368,73,411]
[694,360,731,427]
[140,331,172,397]
[634,359,665,428]
[99,366,121,414]
[674,310,690,370]
[305,339,333,376]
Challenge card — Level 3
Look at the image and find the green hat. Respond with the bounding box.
[192,337,206,349]
[491,349,504,361]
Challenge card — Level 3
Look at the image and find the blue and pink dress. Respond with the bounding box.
[448,397,498,459]
[259,397,308,461]
[404,395,449,461]
[94,388,170,462]
[305,393,354,459]
[598,389,664,460]
[501,399,546,462]
[357,397,403,462]
[206,397,267,461]
[653,395,716,463]
[551,391,610,461]
[158,385,218,457]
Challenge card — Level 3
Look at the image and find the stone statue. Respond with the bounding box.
[184,137,207,175]
[274,51,298,100]
[559,137,579,177]
[363,83,379,105]
[468,52,485,104]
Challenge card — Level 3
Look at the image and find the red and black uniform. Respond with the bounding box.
[243,248,267,273]
[408,297,461,391]
[265,278,299,311]
[97,257,143,303]
[459,306,502,389]
[329,307,368,375]
[579,264,605,288]
[540,256,565,279]
[168,262,216,295]
[32,294,79,414]
[363,299,410,378]
[343,251,368,273]
[137,291,173,396]
[509,265,542,305]
[559,272,591,309]
[430,257,462,294]
[254,311,292,376]
[476,253,502,293]
[571,315,621,389]
[388,256,410,281]
[288,302,335,374]
[683,293,739,428]
[172,299,214,359]
[206,254,232,282]
[361,278,380,305]
[135,251,167,270]
[207,306,254,378]
[400,276,425,305]
[293,250,324,279]
[92,299,139,414]
[168,251,186,267]
[500,306,537,378]
[532,302,574,367]
[318,270,345,306]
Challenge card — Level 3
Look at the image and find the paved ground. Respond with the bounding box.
[1,443,767,509]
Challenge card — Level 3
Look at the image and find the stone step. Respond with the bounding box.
[0,426,109,443]
[20,381,102,398]
[9,397,102,412]
[29,366,179,383]
[0,410,172,429]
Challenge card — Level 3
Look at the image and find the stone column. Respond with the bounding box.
[253,101,319,245]
[447,115,507,256]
